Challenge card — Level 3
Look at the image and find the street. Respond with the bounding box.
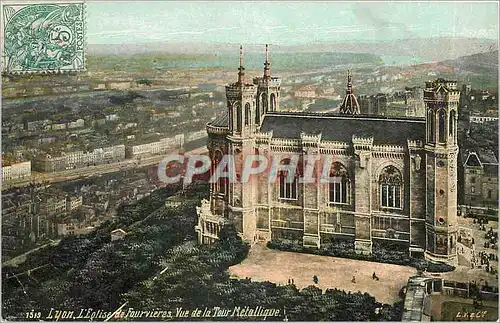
[2,146,207,190]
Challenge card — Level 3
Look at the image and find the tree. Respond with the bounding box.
[136,79,152,87]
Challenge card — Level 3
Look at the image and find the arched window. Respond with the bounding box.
[255,100,261,124]
[244,103,251,126]
[329,162,349,204]
[212,150,221,192]
[449,110,456,140]
[212,150,226,195]
[379,165,403,209]
[235,102,242,132]
[427,109,434,142]
[261,93,268,113]
[228,108,233,130]
[438,109,446,143]
[278,158,297,200]
[270,93,276,111]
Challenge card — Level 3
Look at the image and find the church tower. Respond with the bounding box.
[423,78,460,263]
[253,44,281,126]
[226,45,257,137]
[225,45,258,241]
[339,70,360,115]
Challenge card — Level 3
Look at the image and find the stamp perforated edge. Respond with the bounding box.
[1,0,87,75]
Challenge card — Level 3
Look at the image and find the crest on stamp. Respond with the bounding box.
[2,3,85,73]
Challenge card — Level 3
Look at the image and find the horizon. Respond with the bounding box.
[87,2,499,45]
[86,35,498,46]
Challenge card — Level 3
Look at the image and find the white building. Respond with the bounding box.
[67,119,85,129]
[2,161,31,182]
[469,115,499,124]
[66,196,83,212]
[126,134,185,158]
[186,130,206,142]
[35,145,125,172]
[111,228,127,241]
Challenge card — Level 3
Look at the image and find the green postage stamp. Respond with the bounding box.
[2,1,85,73]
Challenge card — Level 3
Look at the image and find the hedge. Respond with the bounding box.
[267,240,455,273]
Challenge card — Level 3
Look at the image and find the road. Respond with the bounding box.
[2,146,207,190]
[3,239,61,268]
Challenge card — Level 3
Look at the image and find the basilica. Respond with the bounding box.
[195,45,460,263]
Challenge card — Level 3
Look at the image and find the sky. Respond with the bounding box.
[87,1,499,45]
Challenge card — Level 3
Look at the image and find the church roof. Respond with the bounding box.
[464,152,482,167]
[339,70,361,115]
[464,149,498,167]
[339,93,360,115]
[209,112,229,128]
[260,112,425,145]
[484,164,498,177]
[476,148,498,164]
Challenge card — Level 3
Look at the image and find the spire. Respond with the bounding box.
[339,70,360,115]
[263,44,271,80]
[237,45,245,85]
[346,69,353,94]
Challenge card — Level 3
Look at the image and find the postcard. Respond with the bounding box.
[1,1,499,321]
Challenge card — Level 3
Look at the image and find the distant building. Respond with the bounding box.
[40,196,67,216]
[460,86,498,116]
[93,83,107,90]
[57,221,78,236]
[111,228,127,241]
[105,114,119,121]
[2,161,31,182]
[293,85,317,99]
[34,144,125,172]
[165,194,183,208]
[462,150,498,208]
[67,118,85,129]
[25,119,51,132]
[51,123,67,131]
[469,114,499,124]
[126,135,184,158]
[35,137,57,145]
[358,87,424,117]
[404,86,425,117]
[358,93,388,115]
[186,130,207,142]
[66,195,83,212]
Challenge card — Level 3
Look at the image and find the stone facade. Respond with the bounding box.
[196,45,460,263]
[462,151,499,208]
[423,79,460,262]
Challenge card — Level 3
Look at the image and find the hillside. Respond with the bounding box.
[88,37,498,63]
[440,50,498,75]
[86,52,384,73]
[439,50,498,90]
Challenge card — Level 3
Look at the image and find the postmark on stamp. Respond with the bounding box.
[2,2,86,74]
